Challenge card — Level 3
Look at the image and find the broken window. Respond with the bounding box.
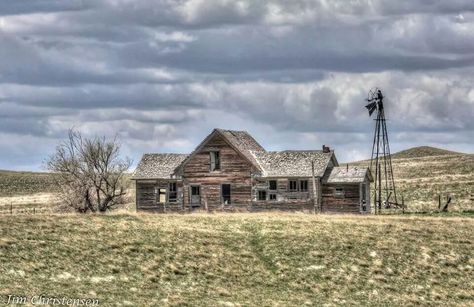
[299,180,308,192]
[210,151,220,171]
[168,182,177,202]
[158,188,167,203]
[221,184,231,205]
[335,187,345,198]
[268,180,277,191]
[289,180,298,191]
[258,190,267,201]
[269,193,277,201]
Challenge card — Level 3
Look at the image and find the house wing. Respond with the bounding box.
[323,166,372,184]
[132,153,188,180]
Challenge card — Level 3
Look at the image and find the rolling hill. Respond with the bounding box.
[350,146,474,212]
[0,170,59,197]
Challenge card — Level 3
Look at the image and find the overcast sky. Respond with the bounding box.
[1,0,473,171]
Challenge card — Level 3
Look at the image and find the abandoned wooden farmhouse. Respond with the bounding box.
[132,129,373,214]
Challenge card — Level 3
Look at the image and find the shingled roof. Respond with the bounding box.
[324,166,372,183]
[251,150,335,177]
[132,153,188,179]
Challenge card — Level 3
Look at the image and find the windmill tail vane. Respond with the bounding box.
[365,101,377,116]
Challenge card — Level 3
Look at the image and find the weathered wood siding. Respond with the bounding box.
[321,184,361,213]
[136,180,184,212]
[182,134,254,210]
[252,177,317,201]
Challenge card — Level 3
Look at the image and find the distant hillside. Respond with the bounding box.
[0,170,59,197]
[351,146,474,212]
[390,146,461,159]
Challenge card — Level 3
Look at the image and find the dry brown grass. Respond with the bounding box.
[0,213,473,306]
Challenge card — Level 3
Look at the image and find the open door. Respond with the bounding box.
[190,185,201,207]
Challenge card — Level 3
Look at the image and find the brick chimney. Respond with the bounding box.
[322,145,330,153]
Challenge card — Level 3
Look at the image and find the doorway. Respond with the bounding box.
[190,185,201,206]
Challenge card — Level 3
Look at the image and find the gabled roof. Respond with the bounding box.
[175,129,266,173]
[132,153,188,180]
[324,166,373,184]
[250,150,336,178]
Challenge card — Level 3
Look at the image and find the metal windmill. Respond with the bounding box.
[365,88,399,213]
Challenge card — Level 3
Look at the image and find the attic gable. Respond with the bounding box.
[174,129,266,174]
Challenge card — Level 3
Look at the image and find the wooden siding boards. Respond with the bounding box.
[182,133,254,210]
[322,184,362,213]
[135,180,185,213]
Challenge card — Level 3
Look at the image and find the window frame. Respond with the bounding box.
[334,187,345,198]
[191,185,200,196]
[268,180,277,191]
[157,188,167,203]
[257,190,267,201]
[288,180,298,192]
[210,151,221,172]
[168,182,177,202]
[299,180,308,192]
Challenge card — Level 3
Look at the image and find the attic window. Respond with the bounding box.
[335,187,345,198]
[210,151,220,171]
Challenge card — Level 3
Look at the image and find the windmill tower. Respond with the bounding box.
[365,88,399,213]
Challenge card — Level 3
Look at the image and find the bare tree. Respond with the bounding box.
[47,129,132,213]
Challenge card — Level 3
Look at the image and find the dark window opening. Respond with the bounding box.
[269,193,277,201]
[361,184,367,211]
[191,186,200,196]
[222,184,231,205]
[335,187,345,198]
[361,184,366,202]
[299,180,308,192]
[258,190,267,201]
[210,151,220,171]
[268,180,277,191]
[289,180,298,191]
[168,182,177,202]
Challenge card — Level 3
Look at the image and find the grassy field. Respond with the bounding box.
[351,146,474,212]
[0,213,473,306]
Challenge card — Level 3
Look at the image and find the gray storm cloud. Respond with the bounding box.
[0,0,473,170]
